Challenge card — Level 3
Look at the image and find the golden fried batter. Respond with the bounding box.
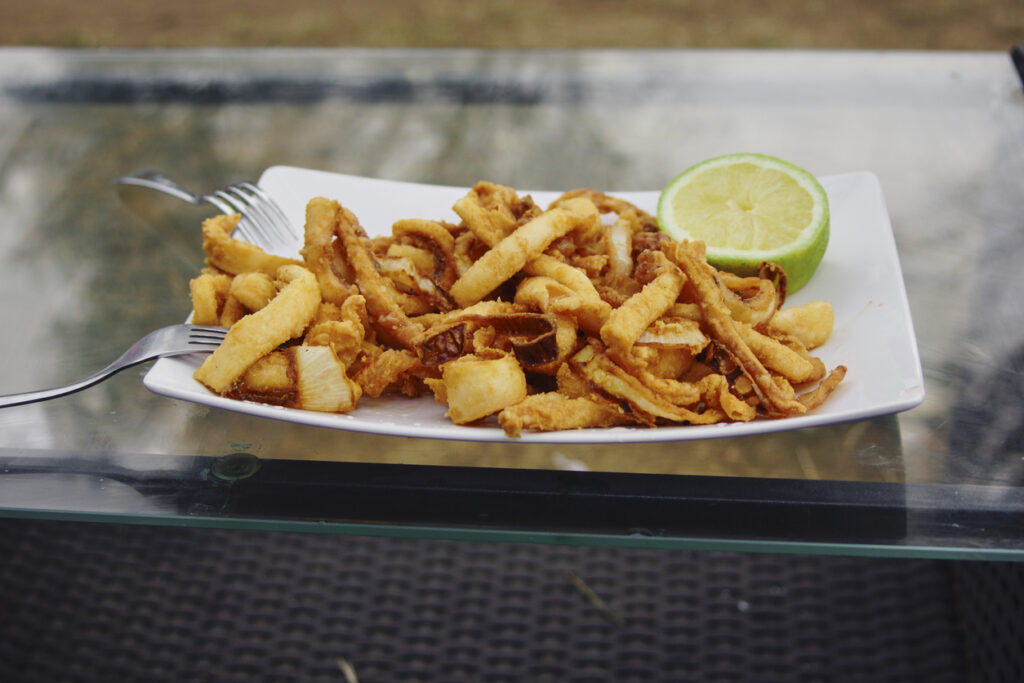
[190,181,844,434]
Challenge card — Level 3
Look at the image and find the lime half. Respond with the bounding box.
[657,153,829,292]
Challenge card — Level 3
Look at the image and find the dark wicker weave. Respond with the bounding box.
[0,519,986,682]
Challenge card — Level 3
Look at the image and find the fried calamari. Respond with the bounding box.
[190,181,845,435]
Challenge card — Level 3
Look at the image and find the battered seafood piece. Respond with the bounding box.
[438,354,527,424]
[194,264,320,393]
[600,256,686,358]
[202,214,301,275]
[498,392,630,437]
[449,198,600,307]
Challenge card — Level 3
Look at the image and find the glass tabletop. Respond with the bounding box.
[0,47,1022,559]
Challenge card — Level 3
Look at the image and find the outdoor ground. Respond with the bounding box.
[1,0,1020,50]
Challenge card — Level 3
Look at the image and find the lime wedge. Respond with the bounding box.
[657,153,830,292]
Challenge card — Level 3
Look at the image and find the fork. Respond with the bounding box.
[116,171,299,255]
[0,324,226,408]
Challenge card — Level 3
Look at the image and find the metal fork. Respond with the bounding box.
[0,324,226,408]
[116,171,299,254]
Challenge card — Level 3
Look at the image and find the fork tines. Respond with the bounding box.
[213,185,262,216]
[187,325,228,346]
[238,182,294,234]
[213,183,297,250]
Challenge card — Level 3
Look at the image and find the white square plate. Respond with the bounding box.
[144,166,924,443]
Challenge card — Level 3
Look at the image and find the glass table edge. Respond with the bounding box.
[1,508,1020,563]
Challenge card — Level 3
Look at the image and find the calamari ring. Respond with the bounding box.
[299,197,360,305]
[549,189,658,231]
[202,214,301,276]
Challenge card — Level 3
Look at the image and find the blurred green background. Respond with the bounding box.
[1,0,1019,49]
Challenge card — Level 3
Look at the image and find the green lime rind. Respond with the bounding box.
[709,215,829,292]
[656,153,830,293]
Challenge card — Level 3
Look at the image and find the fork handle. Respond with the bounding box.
[0,338,173,409]
[0,367,124,408]
[116,171,237,215]
[115,171,203,205]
